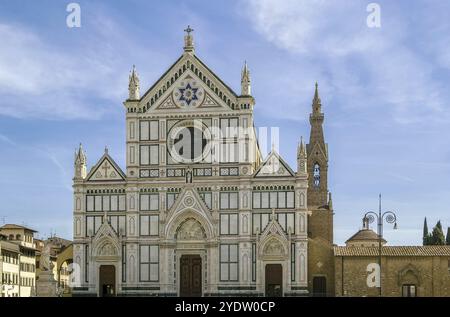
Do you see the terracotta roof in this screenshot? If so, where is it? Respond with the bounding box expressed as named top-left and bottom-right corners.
top-left (0, 224), bottom-right (37, 233)
top-left (334, 246), bottom-right (450, 257)
top-left (345, 228), bottom-right (386, 244)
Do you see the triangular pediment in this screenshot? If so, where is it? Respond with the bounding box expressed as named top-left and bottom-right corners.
top-left (92, 219), bottom-right (120, 257)
top-left (86, 152), bottom-right (126, 182)
top-left (93, 218), bottom-right (118, 241)
top-left (254, 151), bottom-right (295, 177)
top-left (164, 185), bottom-right (215, 239)
top-left (166, 186), bottom-right (212, 222)
top-left (140, 53), bottom-right (239, 113)
top-left (260, 212), bottom-right (289, 241)
top-left (258, 212), bottom-right (289, 259)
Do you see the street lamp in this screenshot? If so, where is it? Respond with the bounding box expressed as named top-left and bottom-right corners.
top-left (363, 194), bottom-right (398, 297)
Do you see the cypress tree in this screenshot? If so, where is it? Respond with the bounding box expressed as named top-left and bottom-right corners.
top-left (431, 220), bottom-right (446, 245)
top-left (446, 227), bottom-right (450, 246)
top-left (423, 217), bottom-right (429, 245)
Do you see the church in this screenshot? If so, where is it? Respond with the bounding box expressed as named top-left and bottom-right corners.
top-left (72, 27), bottom-right (334, 297)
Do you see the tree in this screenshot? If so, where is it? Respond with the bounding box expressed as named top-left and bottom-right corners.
top-left (430, 220), bottom-right (446, 245)
top-left (423, 217), bottom-right (429, 245)
top-left (446, 227), bottom-right (450, 246)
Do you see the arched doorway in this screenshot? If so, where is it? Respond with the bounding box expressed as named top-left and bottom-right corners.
top-left (99, 265), bottom-right (116, 297)
top-left (175, 218), bottom-right (206, 297)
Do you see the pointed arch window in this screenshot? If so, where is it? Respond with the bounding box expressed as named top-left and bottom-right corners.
top-left (313, 163), bottom-right (320, 187)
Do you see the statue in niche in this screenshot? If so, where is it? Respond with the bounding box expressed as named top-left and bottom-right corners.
top-left (186, 169), bottom-right (192, 183)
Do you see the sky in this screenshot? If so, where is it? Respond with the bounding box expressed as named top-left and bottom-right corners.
top-left (0, 0), bottom-right (449, 244)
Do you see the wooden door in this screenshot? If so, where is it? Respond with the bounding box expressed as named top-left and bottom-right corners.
top-left (180, 255), bottom-right (202, 297)
top-left (265, 264), bottom-right (283, 297)
top-left (313, 276), bottom-right (327, 297)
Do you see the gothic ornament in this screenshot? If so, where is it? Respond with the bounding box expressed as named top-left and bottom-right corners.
top-left (173, 77), bottom-right (204, 108)
top-left (176, 218), bottom-right (206, 240)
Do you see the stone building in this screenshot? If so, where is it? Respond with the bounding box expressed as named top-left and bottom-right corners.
top-left (72, 28), bottom-right (333, 297)
top-left (0, 224), bottom-right (37, 297)
top-left (1, 235), bottom-right (20, 297)
top-left (334, 223), bottom-right (450, 297)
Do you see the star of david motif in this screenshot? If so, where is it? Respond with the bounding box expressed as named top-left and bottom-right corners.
top-left (178, 83), bottom-right (199, 106)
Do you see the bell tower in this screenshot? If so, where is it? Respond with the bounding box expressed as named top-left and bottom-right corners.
top-left (307, 83), bottom-right (329, 208)
top-left (306, 83), bottom-right (334, 297)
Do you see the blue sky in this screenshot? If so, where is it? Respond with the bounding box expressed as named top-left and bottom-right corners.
top-left (0, 0), bottom-right (449, 244)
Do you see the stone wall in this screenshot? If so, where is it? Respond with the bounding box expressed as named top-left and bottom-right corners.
top-left (334, 255), bottom-right (450, 297)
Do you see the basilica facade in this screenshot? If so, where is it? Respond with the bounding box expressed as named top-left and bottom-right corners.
top-left (72, 28), bottom-right (333, 297)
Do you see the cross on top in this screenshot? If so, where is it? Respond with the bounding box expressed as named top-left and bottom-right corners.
top-left (102, 161), bottom-right (111, 178)
top-left (184, 25), bottom-right (194, 35)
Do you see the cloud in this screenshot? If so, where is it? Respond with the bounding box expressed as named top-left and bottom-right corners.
top-left (0, 14), bottom-right (160, 120)
top-left (243, 0), bottom-right (450, 125)
top-left (0, 133), bottom-right (16, 146)
top-left (0, 133), bottom-right (72, 191)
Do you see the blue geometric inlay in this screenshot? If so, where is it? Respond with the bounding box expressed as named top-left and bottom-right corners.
top-left (178, 83), bottom-right (199, 106)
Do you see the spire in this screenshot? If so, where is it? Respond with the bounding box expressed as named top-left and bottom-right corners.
top-left (183, 25), bottom-right (195, 54)
top-left (75, 143), bottom-right (86, 165)
top-left (74, 143), bottom-right (87, 179)
top-left (298, 136), bottom-right (307, 159)
top-left (128, 65), bottom-right (140, 100)
top-left (297, 136), bottom-right (307, 175)
top-left (241, 61), bottom-right (251, 96)
top-left (312, 82), bottom-right (322, 114)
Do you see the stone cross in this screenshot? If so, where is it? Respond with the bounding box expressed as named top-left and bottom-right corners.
top-left (102, 161), bottom-right (111, 177)
top-left (184, 25), bottom-right (194, 35)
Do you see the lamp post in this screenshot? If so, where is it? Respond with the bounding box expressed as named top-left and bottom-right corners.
top-left (363, 194), bottom-right (397, 297)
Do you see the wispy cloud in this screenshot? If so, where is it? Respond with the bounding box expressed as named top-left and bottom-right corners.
top-left (0, 13), bottom-right (163, 120)
top-left (0, 133), bottom-right (72, 191)
top-left (0, 133), bottom-right (16, 146)
top-left (243, 0), bottom-right (450, 125)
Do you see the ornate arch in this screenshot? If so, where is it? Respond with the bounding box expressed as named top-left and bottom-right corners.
top-left (398, 264), bottom-right (421, 286)
top-left (175, 218), bottom-right (206, 240)
top-left (259, 236), bottom-right (288, 260)
top-left (93, 236), bottom-right (120, 258)
top-left (165, 209), bottom-right (214, 240)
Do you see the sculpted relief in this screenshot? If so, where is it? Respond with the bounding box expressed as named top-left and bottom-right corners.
top-left (98, 242), bottom-right (117, 256)
top-left (176, 218), bottom-right (206, 240)
top-left (263, 238), bottom-right (284, 256)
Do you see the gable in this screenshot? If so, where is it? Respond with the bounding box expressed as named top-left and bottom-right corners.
top-left (260, 212), bottom-right (289, 241)
top-left (140, 54), bottom-right (239, 113)
top-left (255, 151), bottom-right (295, 177)
top-left (86, 154), bottom-right (126, 182)
top-left (164, 186), bottom-right (215, 239)
top-left (148, 71), bottom-right (233, 112)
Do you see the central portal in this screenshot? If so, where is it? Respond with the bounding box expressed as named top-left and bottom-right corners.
top-left (180, 255), bottom-right (202, 297)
